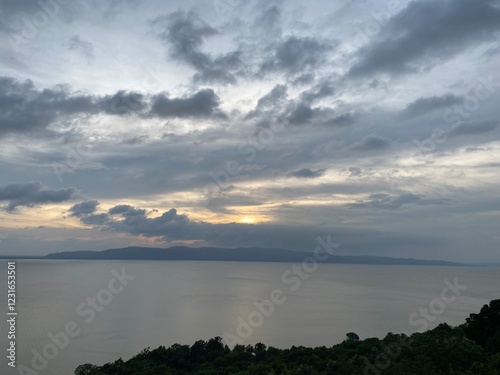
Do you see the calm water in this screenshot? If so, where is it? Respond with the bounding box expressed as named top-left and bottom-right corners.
top-left (0, 260), bottom-right (498, 374)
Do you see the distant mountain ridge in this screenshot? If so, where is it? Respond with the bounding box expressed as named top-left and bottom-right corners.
top-left (43, 246), bottom-right (464, 266)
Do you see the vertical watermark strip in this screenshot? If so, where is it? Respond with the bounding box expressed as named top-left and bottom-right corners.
top-left (7, 261), bottom-right (17, 368)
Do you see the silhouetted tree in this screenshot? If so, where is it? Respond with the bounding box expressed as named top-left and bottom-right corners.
top-left (463, 299), bottom-right (500, 353)
top-left (346, 332), bottom-right (360, 341)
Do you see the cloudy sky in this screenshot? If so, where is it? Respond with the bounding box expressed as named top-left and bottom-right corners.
top-left (0, 0), bottom-right (499, 262)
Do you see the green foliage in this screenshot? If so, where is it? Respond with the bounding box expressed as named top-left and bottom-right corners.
top-left (74, 364), bottom-right (99, 375)
top-left (346, 332), bottom-right (360, 341)
top-left (463, 299), bottom-right (500, 353)
top-left (76, 299), bottom-right (500, 375)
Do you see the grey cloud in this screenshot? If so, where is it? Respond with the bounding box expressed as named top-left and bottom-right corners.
top-left (324, 112), bottom-right (358, 127)
top-left (0, 0), bottom-right (41, 16)
top-left (288, 168), bottom-right (326, 179)
top-left (153, 10), bottom-right (217, 56)
top-left (349, 134), bottom-right (392, 152)
top-left (292, 73), bottom-right (315, 86)
top-left (483, 46), bottom-right (500, 58)
top-left (69, 200), bottom-right (99, 217)
top-left (70, 202), bottom-right (283, 243)
top-left (256, 84), bottom-right (288, 110)
top-left (465, 146), bottom-right (492, 153)
top-left (122, 135), bottom-right (148, 146)
top-left (401, 94), bottom-right (464, 119)
top-left (153, 10), bottom-right (241, 84)
top-left (0, 77), bottom-right (224, 136)
top-left (108, 204), bottom-right (146, 216)
top-left (81, 213), bottom-right (110, 226)
top-left (149, 89), bottom-right (225, 118)
top-left (0, 0), bottom-right (65, 32)
top-left (343, 167), bottom-right (376, 179)
top-left (70, 203), bottom-right (244, 243)
top-left (368, 79), bottom-right (389, 90)
top-left (287, 103), bottom-right (314, 124)
top-left (253, 5), bottom-right (281, 36)
top-left (203, 198), bottom-right (233, 214)
top-left (261, 36), bottom-right (334, 75)
top-left (300, 81), bottom-right (335, 104)
top-left (348, 0), bottom-right (500, 78)
top-left (348, 167), bottom-right (363, 177)
top-left (67, 202), bottom-right (446, 256)
top-left (245, 84), bottom-right (289, 120)
top-left (0, 182), bottom-right (77, 211)
top-left (67, 35), bottom-right (95, 62)
top-left (74, 202), bottom-right (148, 225)
top-left (96, 0), bottom-right (139, 18)
top-left (86, 206), bottom-right (190, 238)
top-left (0, 77), bottom-right (95, 136)
top-left (99, 91), bottom-right (147, 116)
top-left (283, 100), bottom-right (356, 127)
top-left (193, 52), bottom-right (241, 84)
top-left (204, 194), bottom-right (262, 215)
top-left (347, 193), bottom-right (450, 210)
top-left (449, 119), bottom-right (498, 137)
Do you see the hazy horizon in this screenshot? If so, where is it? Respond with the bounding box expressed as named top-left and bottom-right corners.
top-left (1, 243), bottom-right (474, 265)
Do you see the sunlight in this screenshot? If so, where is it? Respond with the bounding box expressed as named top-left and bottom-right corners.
top-left (240, 217), bottom-right (256, 224)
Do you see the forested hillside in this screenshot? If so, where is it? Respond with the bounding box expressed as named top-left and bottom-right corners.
top-left (76, 300), bottom-right (500, 375)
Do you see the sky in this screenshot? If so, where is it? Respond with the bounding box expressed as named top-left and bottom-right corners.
top-left (0, 0), bottom-right (499, 262)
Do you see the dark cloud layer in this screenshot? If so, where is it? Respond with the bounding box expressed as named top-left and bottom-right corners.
top-left (245, 84), bottom-right (289, 121)
top-left (99, 90), bottom-right (147, 116)
top-left (253, 5), bottom-right (281, 36)
top-left (76, 203), bottom-right (190, 239)
top-left (0, 77), bottom-right (225, 136)
top-left (109, 204), bottom-right (146, 216)
top-left (153, 10), bottom-right (242, 84)
top-left (347, 193), bottom-right (451, 210)
top-left (69, 201), bottom-right (442, 255)
top-left (0, 77), bottom-right (95, 136)
top-left (0, 182), bottom-right (77, 211)
top-left (150, 89), bottom-right (224, 118)
top-left (349, 135), bottom-right (392, 152)
top-left (247, 82), bottom-right (353, 128)
top-left (401, 94), bottom-right (464, 119)
top-left (324, 113), bottom-right (358, 127)
top-left (0, 0), bottom-right (62, 32)
top-left (288, 103), bottom-right (315, 125)
top-left (0, 0), bottom-right (499, 262)
top-left (261, 36), bottom-right (334, 76)
top-left (300, 81), bottom-right (335, 104)
top-left (256, 84), bottom-right (288, 110)
top-left (349, 0), bottom-right (500, 78)
top-left (288, 168), bottom-right (327, 179)
top-left (449, 120), bottom-right (499, 138)
top-left (69, 200), bottom-right (99, 217)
